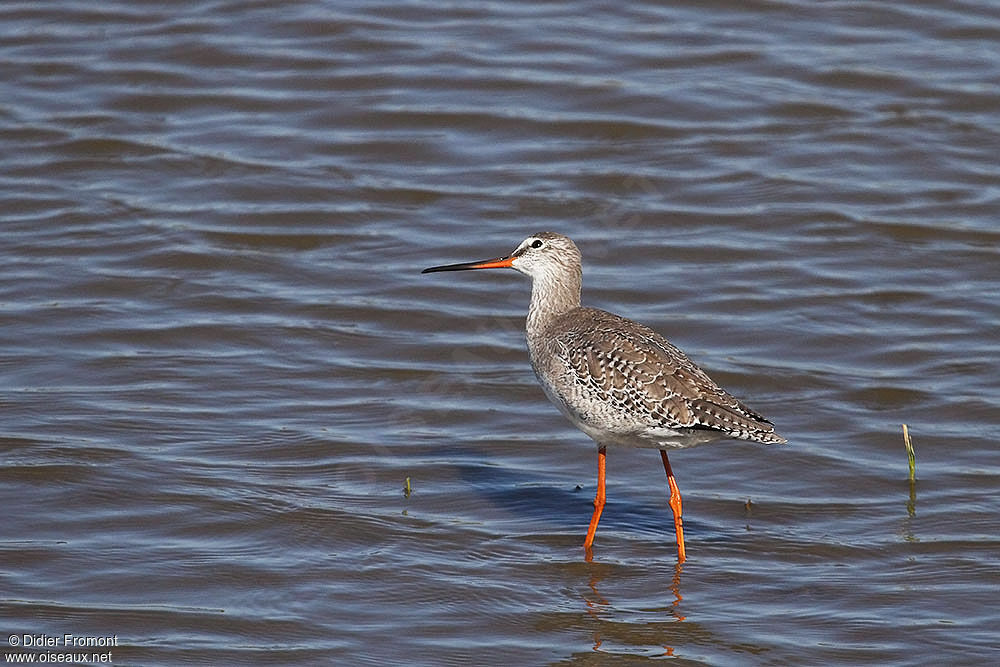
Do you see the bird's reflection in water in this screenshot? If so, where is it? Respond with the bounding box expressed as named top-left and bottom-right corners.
top-left (582, 558), bottom-right (686, 655)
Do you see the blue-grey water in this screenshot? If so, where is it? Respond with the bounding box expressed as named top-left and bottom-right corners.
top-left (2, 1), bottom-right (999, 665)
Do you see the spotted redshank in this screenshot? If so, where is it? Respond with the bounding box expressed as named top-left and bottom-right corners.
top-left (422, 232), bottom-right (786, 562)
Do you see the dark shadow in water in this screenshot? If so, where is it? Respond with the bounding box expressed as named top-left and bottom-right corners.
top-left (483, 479), bottom-right (711, 540)
top-left (450, 456), bottom-right (707, 528)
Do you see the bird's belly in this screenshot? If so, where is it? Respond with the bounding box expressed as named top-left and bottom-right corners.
top-left (534, 367), bottom-right (722, 450)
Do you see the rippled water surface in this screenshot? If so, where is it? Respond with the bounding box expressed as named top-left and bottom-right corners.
top-left (2, 1), bottom-right (999, 664)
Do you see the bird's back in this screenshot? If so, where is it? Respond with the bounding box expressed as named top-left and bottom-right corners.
top-left (528, 307), bottom-right (787, 448)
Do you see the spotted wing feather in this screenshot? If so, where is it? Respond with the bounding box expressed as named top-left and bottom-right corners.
top-left (539, 308), bottom-right (786, 445)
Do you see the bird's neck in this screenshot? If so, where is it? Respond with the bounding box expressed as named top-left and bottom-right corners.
top-left (526, 268), bottom-right (582, 340)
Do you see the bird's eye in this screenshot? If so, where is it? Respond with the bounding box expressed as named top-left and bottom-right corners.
top-left (531, 239), bottom-right (543, 248)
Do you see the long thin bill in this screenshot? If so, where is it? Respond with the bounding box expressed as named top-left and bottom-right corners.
top-left (421, 256), bottom-right (513, 273)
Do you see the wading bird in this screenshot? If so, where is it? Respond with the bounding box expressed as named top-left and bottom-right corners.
top-left (423, 232), bottom-right (785, 562)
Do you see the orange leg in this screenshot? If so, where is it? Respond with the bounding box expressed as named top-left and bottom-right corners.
top-left (660, 450), bottom-right (686, 564)
top-left (583, 446), bottom-right (607, 550)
